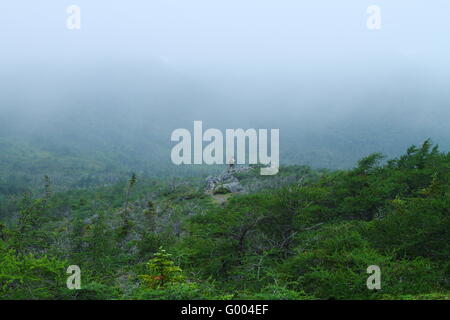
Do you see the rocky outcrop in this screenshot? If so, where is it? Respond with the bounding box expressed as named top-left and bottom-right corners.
top-left (205, 167), bottom-right (250, 194)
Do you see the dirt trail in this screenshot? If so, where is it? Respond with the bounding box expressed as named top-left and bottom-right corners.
top-left (206, 191), bottom-right (232, 205)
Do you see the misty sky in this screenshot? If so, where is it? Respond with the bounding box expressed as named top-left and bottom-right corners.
top-left (1, 1), bottom-right (449, 68)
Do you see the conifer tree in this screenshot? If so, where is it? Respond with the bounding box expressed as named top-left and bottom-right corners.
top-left (140, 247), bottom-right (184, 288)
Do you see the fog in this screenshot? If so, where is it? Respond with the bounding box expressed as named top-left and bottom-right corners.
top-left (0, 0), bottom-right (449, 176)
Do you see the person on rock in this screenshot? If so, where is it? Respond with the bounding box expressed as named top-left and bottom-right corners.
top-left (228, 157), bottom-right (235, 172)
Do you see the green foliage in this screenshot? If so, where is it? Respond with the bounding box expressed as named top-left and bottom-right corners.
top-left (177, 140), bottom-right (449, 299)
top-left (63, 282), bottom-right (121, 300)
top-left (213, 185), bottom-right (232, 194)
top-left (133, 282), bottom-right (223, 300)
top-left (239, 285), bottom-right (315, 300)
top-left (278, 222), bottom-right (443, 299)
top-left (140, 247), bottom-right (184, 288)
top-left (0, 140), bottom-right (448, 300)
top-left (0, 240), bottom-right (67, 299)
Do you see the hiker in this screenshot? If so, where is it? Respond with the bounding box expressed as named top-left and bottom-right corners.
top-left (228, 157), bottom-right (235, 172)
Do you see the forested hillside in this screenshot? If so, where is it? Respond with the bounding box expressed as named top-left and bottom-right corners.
top-left (2, 61), bottom-right (450, 191)
top-left (0, 139), bottom-right (448, 299)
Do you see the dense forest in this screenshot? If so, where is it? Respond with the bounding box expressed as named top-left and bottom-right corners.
top-left (0, 139), bottom-right (448, 300)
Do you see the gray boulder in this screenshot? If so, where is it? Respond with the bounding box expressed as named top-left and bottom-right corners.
top-left (206, 168), bottom-right (248, 194)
